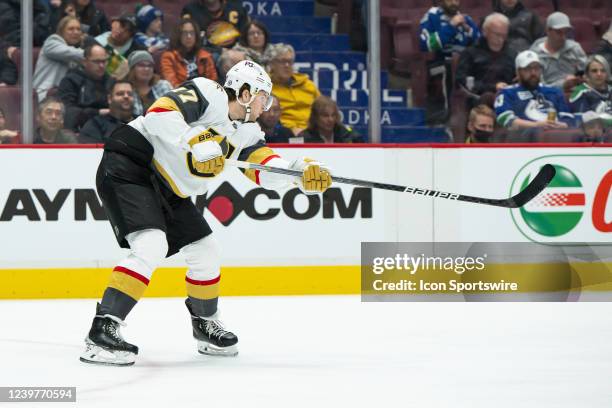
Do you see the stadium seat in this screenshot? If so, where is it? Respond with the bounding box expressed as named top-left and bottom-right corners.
top-left (572, 17), bottom-right (600, 53)
top-left (522, 0), bottom-right (555, 19)
top-left (0, 86), bottom-right (38, 133)
top-left (389, 19), bottom-right (428, 107)
top-left (10, 48), bottom-right (41, 84)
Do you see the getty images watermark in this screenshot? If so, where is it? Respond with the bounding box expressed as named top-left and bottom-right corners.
top-left (361, 242), bottom-right (612, 302)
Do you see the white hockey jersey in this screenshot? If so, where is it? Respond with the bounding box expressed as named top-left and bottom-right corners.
top-left (128, 77), bottom-right (291, 197)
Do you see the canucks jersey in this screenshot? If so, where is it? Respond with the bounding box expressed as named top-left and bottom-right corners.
top-left (494, 84), bottom-right (575, 128)
top-left (128, 77), bottom-right (290, 198)
top-left (419, 7), bottom-right (480, 58)
top-left (569, 83), bottom-right (612, 125)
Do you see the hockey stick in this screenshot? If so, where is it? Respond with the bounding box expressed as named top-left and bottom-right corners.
top-left (226, 159), bottom-right (556, 209)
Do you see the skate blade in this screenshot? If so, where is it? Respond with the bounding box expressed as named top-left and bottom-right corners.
top-left (80, 341), bottom-right (136, 366)
top-left (197, 341), bottom-right (238, 357)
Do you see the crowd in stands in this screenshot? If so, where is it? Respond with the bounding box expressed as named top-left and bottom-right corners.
top-left (0, 0), bottom-right (608, 145)
top-left (419, 0), bottom-right (611, 142)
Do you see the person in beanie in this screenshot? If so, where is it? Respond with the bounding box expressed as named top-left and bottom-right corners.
top-left (134, 4), bottom-right (169, 54)
top-left (127, 50), bottom-right (172, 116)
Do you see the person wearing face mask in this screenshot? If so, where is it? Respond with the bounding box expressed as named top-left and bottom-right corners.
top-left (569, 55), bottom-right (612, 128)
top-left (80, 60), bottom-right (333, 367)
top-left (465, 105), bottom-right (496, 143)
top-left (494, 50), bottom-right (575, 131)
top-left (299, 96), bottom-right (362, 144)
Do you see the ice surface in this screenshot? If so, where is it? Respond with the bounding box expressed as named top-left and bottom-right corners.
top-left (0, 296), bottom-right (611, 407)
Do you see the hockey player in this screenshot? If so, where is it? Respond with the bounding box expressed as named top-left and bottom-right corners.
top-left (80, 60), bottom-right (332, 366)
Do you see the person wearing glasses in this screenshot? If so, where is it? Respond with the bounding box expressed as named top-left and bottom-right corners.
top-left (264, 43), bottom-right (320, 136)
top-left (80, 60), bottom-right (333, 366)
top-left (126, 50), bottom-right (172, 116)
top-left (160, 18), bottom-right (218, 88)
top-left (57, 43), bottom-right (114, 131)
top-left (232, 20), bottom-right (273, 66)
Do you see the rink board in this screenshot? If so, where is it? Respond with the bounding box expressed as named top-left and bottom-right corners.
top-left (0, 144), bottom-right (610, 298)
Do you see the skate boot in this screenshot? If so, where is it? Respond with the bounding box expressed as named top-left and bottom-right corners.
top-left (79, 303), bottom-right (138, 366)
top-left (185, 299), bottom-right (238, 356)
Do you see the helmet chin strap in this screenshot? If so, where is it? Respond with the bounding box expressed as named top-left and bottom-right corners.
top-left (237, 94), bottom-right (257, 122)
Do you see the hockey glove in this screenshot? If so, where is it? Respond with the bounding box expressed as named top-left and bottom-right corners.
top-left (191, 140), bottom-right (225, 176)
top-left (290, 157), bottom-right (332, 194)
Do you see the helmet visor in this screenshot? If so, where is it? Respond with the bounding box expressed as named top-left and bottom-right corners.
top-left (263, 93), bottom-right (273, 111)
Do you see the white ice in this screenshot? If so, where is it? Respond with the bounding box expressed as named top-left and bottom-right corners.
top-left (1, 296), bottom-right (611, 407)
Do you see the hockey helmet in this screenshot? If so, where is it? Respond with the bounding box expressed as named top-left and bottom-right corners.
top-left (224, 60), bottom-right (273, 111)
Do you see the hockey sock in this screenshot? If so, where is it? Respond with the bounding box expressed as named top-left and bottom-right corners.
top-left (186, 275), bottom-right (220, 317)
top-left (99, 266), bottom-right (150, 320)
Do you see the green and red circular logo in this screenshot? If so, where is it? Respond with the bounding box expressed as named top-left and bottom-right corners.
top-left (518, 164), bottom-right (585, 237)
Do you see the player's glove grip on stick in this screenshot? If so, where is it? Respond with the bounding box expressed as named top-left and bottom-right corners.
top-left (290, 157), bottom-right (332, 193)
top-left (191, 140), bottom-right (225, 176)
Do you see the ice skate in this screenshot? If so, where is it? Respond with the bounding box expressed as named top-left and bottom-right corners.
top-left (185, 299), bottom-right (238, 357)
top-left (79, 303), bottom-right (138, 366)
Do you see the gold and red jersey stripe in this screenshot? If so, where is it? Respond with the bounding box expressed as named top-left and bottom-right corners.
top-left (107, 266), bottom-right (150, 301)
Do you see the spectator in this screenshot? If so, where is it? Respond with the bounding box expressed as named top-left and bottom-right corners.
top-left (79, 80), bottom-right (134, 143)
top-left (127, 50), bottom-right (172, 117)
top-left (0, 107), bottom-right (19, 144)
top-left (578, 111), bottom-right (608, 143)
top-left (94, 13), bottom-right (145, 80)
top-left (265, 43), bottom-right (320, 135)
top-left (48, 0), bottom-right (77, 33)
top-left (257, 95), bottom-right (295, 143)
top-left (160, 18), bottom-right (218, 88)
top-left (530, 12), bottom-right (587, 89)
top-left (456, 13), bottom-right (515, 107)
top-left (594, 22), bottom-right (612, 70)
top-left (232, 20), bottom-right (273, 66)
top-left (419, 0), bottom-right (480, 124)
top-left (134, 4), bottom-right (169, 54)
top-left (58, 43), bottom-right (113, 131)
top-left (0, 41), bottom-right (17, 86)
top-left (182, 0), bottom-right (248, 45)
top-left (0, 0), bottom-right (50, 47)
top-left (216, 48), bottom-right (246, 83)
top-left (495, 50), bottom-right (574, 131)
top-left (419, 0), bottom-right (480, 59)
top-left (299, 96), bottom-right (361, 143)
top-left (73, 0), bottom-right (109, 37)
top-left (33, 96), bottom-right (78, 144)
top-left (569, 55), bottom-right (612, 127)
top-left (493, 0), bottom-right (544, 55)
top-left (465, 104), bottom-right (496, 143)
top-left (33, 15), bottom-right (85, 101)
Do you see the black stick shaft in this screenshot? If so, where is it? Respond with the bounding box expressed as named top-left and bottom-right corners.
top-left (234, 161), bottom-right (555, 209)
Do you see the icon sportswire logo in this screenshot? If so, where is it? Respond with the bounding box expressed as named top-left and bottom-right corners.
top-left (510, 154), bottom-right (612, 243)
top-left (519, 164), bottom-right (585, 237)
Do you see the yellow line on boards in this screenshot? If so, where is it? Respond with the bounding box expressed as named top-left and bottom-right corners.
top-left (0, 266), bottom-right (361, 299)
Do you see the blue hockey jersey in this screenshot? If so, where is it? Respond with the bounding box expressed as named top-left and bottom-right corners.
top-left (494, 84), bottom-right (575, 128)
top-left (419, 7), bottom-right (480, 59)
